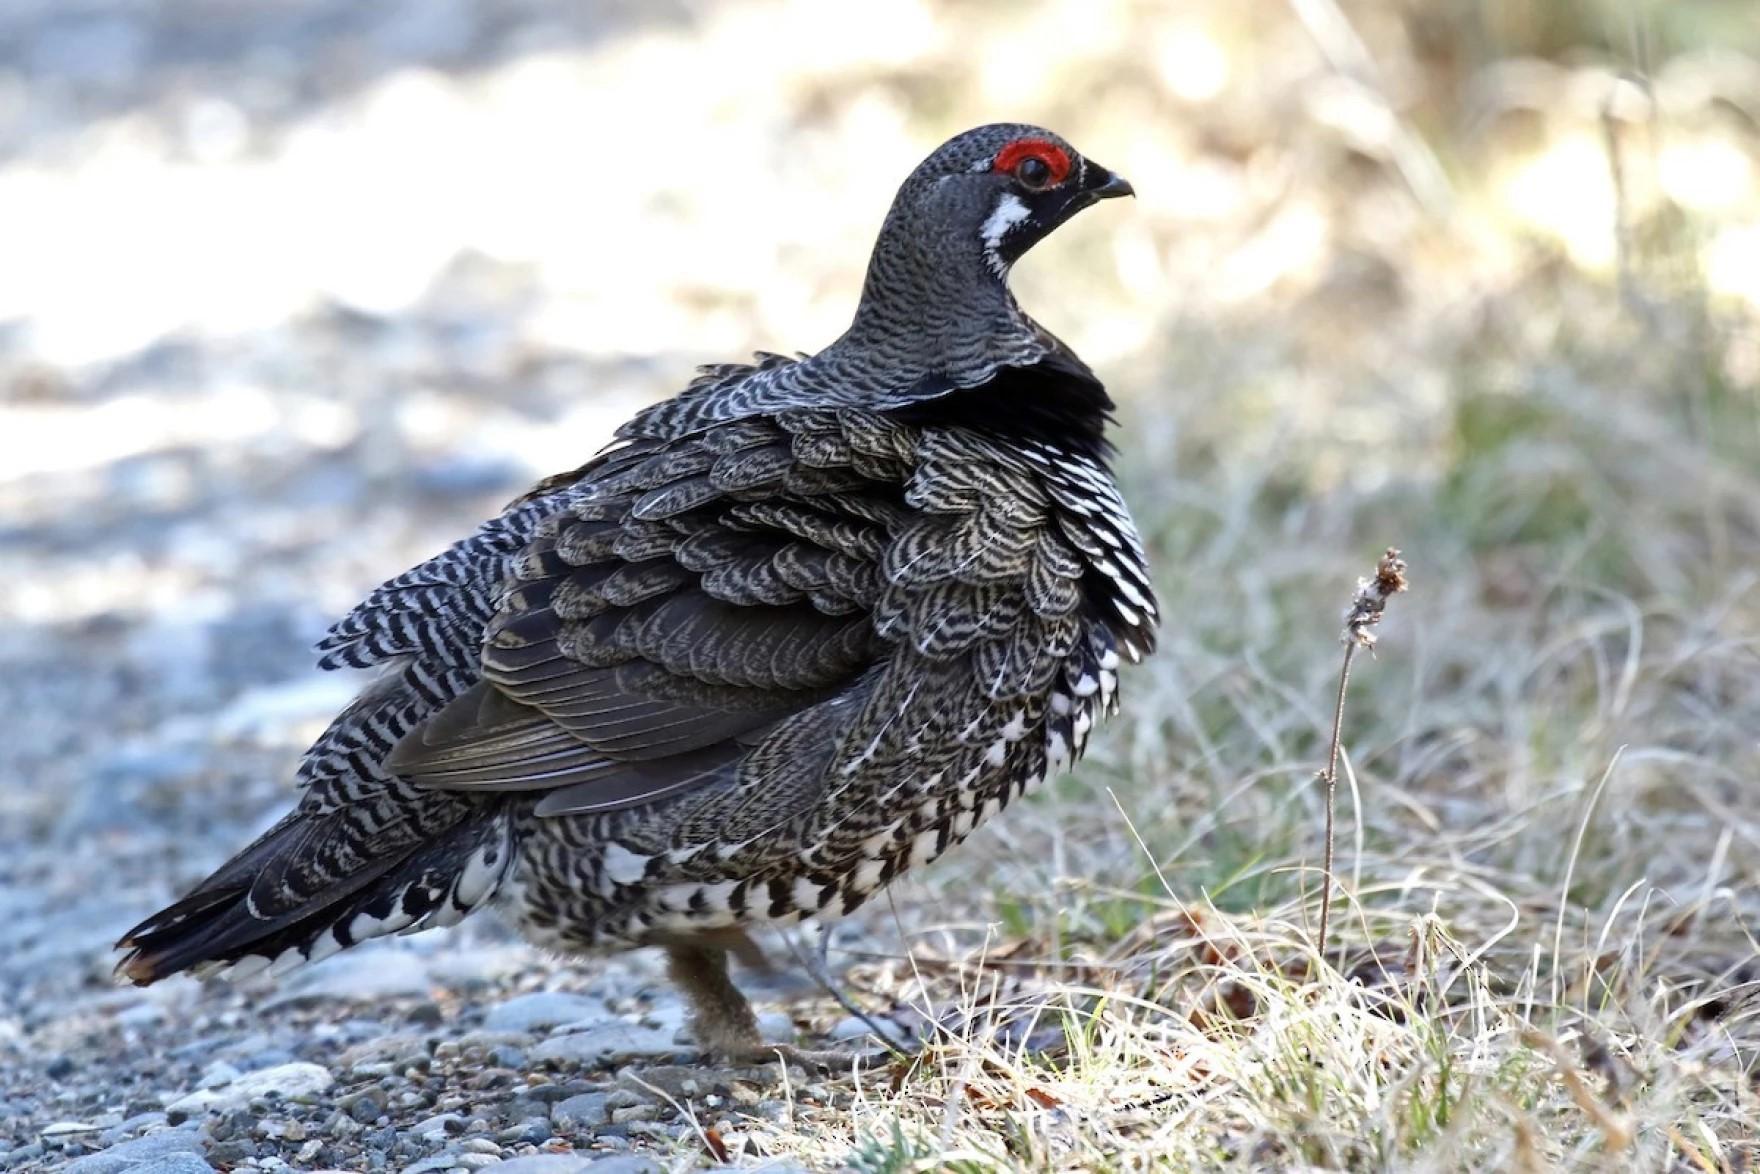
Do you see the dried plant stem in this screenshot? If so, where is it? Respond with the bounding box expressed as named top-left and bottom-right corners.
top-left (1315, 640), bottom-right (1359, 958)
top-left (1316, 548), bottom-right (1409, 961)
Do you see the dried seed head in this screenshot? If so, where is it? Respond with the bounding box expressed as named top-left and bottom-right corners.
top-left (1341, 547), bottom-right (1410, 649)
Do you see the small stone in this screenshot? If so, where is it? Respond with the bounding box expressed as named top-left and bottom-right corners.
top-left (610, 1104), bottom-right (659, 1124)
top-left (166, 1061), bottom-right (334, 1118)
top-left (483, 992), bottom-right (607, 1033)
top-left (45, 1055), bottom-right (76, 1080)
top-left (582, 1157), bottom-right (661, 1174)
top-left (467, 1067), bottom-right (516, 1090)
top-left (501, 1096), bottom-right (548, 1122)
top-left (197, 1061), bottom-right (240, 1090)
top-left (410, 1112), bottom-right (466, 1140)
top-left (498, 1157), bottom-right (657, 1174)
top-left (40, 1122), bottom-right (100, 1138)
top-left (98, 1112), bottom-right (168, 1145)
top-left (530, 1023), bottom-right (675, 1067)
top-left (549, 1093), bottom-right (609, 1129)
top-left (342, 1091), bottom-right (384, 1124)
top-left (616, 1065), bottom-right (725, 1101)
top-left (520, 1082), bottom-right (576, 1105)
top-left (127, 1157), bottom-right (214, 1174)
top-left (205, 1141), bottom-right (253, 1165)
top-left (408, 1000), bottom-right (446, 1027)
top-left (263, 950), bottom-right (430, 1008)
top-left (63, 1128), bottom-right (204, 1174)
top-left (496, 1118), bottom-right (551, 1145)
top-left (459, 1138), bottom-right (501, 1155)
top-left (828, 1014), bottom-right (914, 1045)
top-left (337, 1034), bottom-right (430, 1069)
top-left (455, 1155), bottom-right (503, 1171)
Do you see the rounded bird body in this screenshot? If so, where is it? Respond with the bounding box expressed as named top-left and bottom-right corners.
top-left (117, 123), bottom-right (1159, 1059)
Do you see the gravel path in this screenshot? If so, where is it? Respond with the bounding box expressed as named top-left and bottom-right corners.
top-left (0, 5), bottom-right (959, 1169)
top-left (0, 302), bottom-right (891, 1169)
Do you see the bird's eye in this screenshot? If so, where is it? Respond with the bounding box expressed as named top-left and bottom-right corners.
top-left (1014, 155), bottom-right (1053, 189)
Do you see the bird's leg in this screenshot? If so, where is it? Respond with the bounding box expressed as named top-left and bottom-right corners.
top-left (664, 939), bottom-right (900, 1073)
top-left (665, 943), bottom-right (762, 1058)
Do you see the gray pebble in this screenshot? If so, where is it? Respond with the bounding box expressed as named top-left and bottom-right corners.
top-left (609, 1104), bottom-right (660, 1124)
top-left (828, 1014), bottom-right (914, 1045)
top-left (530, 1023), bottom-right (675, 1066)
top-left (616, 1064), bottom-right (728, 1100)
top-left (411, 1111), bottom-right (467, 1139)
top-left (497, 1117), bottom-right (552, 1145)
top-left (549, 1092), bottom-right (609, 1129)
top-left (196, 1061), bottom-right (239, 1090)
top-left (408, 1000), bottom-right (447, 1027)
top-left (127, 1157), bottom-right (215, 1174)
top-left (166, 1061), bottom-right (334, 1118)
top-left (263, 950), bottom-right (431, 1008)
top-left (497, 1157), bottom-right (658, 1174)
top-left (517, 1082), bottom-right (578, 1105)
top-left (601, 1089), bottom-right (644, 1111)
top-left (343, 1090), bottom-right (384, 1123)
top-left (583, 1157), bottom-right (662, 1173)
top-left (63, 1128), bottom-right (204, 1174)
top-left (98, 1112), bottom-right (168, 1145)
top-left (238, 1047), bottom-right (298, 1070)
top-left (204, 1141), bottom-right (253, 1165)
top-left (483, 992), bottom-right (607, 1033)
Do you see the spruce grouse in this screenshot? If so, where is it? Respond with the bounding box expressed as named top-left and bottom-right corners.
top-left (117, 123), bottom-right (1159, 1060)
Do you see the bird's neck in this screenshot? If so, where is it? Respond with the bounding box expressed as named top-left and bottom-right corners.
top-left (841, 217), bottom-right (1040, 375)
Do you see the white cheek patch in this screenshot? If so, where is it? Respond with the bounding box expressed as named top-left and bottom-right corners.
top-left (981, 193), bottom-right (1032, 272)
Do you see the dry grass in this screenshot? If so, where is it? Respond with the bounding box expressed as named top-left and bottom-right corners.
top-left (707, 7), bottom-right (1760, 1166)
top-left (713, 261), bottom-right (1760, 1168)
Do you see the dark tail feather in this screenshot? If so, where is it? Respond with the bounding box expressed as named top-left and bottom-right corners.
top-left (117, 803), bottom-right (513, 985)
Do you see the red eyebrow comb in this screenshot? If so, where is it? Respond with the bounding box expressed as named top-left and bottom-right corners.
top-left (992, 138), bottom-right (1071, 184)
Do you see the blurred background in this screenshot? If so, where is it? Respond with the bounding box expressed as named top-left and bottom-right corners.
top-left (2, 0), bottom-right (1760, 1161)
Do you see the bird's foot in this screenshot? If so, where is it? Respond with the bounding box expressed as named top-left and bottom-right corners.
top-left (732, 1041), bottom-right (903, 1073)
top-left (786, 922), bottom-right (917, 1063)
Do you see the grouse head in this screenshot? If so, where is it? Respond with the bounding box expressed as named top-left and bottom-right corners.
top-left (846, 124), bottom-right (1131, 356)
top-left (875, 123), bottom-right (1131, 277)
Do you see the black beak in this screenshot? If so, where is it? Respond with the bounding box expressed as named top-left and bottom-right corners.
top-left (1086, 166), bottom-right (1134, 200)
